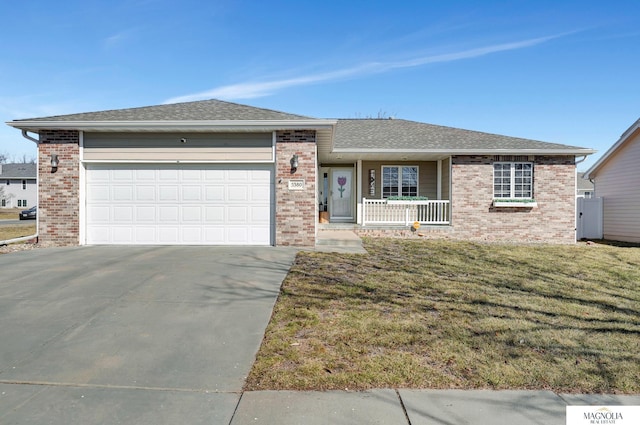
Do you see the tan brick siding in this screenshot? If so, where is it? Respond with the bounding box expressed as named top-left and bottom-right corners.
top-left (38, 132), bottom-right (80, 246)
top-left (450, 155), bottom-right (576, 243)
top-left (275, 131), bottom-right (317, 246)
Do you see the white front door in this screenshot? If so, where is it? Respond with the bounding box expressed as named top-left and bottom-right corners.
top-left (330, 168), bottom-right (354, 221)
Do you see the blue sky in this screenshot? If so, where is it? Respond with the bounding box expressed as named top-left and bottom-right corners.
top-left (1, 0), bottom-right (638, 171)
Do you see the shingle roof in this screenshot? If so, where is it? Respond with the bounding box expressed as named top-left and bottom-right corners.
top-left (333, 119), bottom-right (586, 151)
top-left (0, 163), bottom-right (36, 178)
top-left (8, 99), bottom-right (593, 153)
top-left (15, 99), bottom-right (312, 122)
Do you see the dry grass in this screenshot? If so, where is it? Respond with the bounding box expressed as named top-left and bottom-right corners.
top-left (0, 224), bottom-right (37, 241)
top-left (0, 208), bottom-right (22, 220)
top-left (246, 238), bottom-right (640, 393)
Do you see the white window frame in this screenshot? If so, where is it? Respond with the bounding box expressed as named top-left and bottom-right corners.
top-left (493, 162), bottom-right (534, 199)
top-left (22, 179), bottom-right (27, 190)
top-left (381, 165), bottom-right (419, 198)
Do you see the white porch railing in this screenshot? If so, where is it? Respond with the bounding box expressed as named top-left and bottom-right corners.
top-left (362, 199), bottom-right (450, 226)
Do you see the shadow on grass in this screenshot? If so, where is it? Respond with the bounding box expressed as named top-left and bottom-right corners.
top-left (260, 239), bottom-right (640, 392)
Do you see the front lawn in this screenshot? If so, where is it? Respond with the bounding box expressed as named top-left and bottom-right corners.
top-left (246, 238), bottom-right (640, 393)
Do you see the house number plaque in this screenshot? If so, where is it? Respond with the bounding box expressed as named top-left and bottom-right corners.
top-left (288, 180), bottom-right (305, 191)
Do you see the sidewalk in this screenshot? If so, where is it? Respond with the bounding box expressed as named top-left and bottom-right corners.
top-left (230, 389), bottom-right (640, 424)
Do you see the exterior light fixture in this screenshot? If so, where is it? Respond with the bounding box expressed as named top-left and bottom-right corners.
top-left (50, 154), bottom-right (59, 172)
top-left (290, 154), bottom-right (299, 173)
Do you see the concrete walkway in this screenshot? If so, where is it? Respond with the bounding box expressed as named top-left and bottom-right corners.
top-left (315, 229), bottom-right (367, 253)
top-left (230, 389), bottom-right (639, 424)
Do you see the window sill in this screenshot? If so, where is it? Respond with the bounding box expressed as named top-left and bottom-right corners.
top-left (493, 200), bottom-right (537, 208)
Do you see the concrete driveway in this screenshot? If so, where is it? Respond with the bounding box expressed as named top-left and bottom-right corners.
top-left (0, 246), bottom-right (297, 424)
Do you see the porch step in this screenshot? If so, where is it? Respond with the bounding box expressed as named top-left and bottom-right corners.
top-left (315, 230), bottom-right (367, 254)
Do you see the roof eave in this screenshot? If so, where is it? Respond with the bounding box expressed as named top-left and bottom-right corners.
top-left (332, 148), bottom-right (597, 155)
top-left (6, 119), bottom-right (338, 133)
top-left (584, 118), bottom-right (640, 179)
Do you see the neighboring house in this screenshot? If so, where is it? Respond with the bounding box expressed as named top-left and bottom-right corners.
top-left (576, 172), bottom-right (594, 198)
top-left (0, 163), bottom-right (37, 208)
top-left (584, 118), bottom-right (640, 242)
top-left (6, 99), bottom-right (594, 247)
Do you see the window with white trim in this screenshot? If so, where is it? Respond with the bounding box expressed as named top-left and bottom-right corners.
top-left (22, 180), bottom-right (27, 190)
top-left (382, 166), bottom-right (418, 198)
top-left (17, 200), bottom-right (22, 207)
top-left (493, 162), bottom-right (533, 198)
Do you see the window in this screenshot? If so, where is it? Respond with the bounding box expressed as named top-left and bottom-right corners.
top-left (22, 200), bottom-right (27, 207)
top-left (382, 166), bottom-right (418, 198)
top-left (1, 199), bottom-right (5, 207)
top-left (493, 162), bottom-right (533, 198)
top-left (22, 180), bottom-right (26, 190)
top-left (6, 180), bottom-right (9, 185)
top-left (17, 200), bottom-right (22, 207)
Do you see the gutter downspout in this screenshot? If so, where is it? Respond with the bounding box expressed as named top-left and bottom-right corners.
top-left (21, 130), bottom-right (39, 143)
top-left (575, 155), bottom-right (588, 165)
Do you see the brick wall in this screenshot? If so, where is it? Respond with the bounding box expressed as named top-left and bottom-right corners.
top-left (450, 155), bottom-right (576, 243)
top-left (275, 130), bottom-right (317, 246)
top-left (38, 131), bottom-right (80, 246)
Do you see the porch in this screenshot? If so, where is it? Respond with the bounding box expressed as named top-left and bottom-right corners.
top-left (319, 158), bottom-right (452, 227)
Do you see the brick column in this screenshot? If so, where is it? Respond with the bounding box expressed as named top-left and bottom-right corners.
top-left (275, 130), bottom-right (317, 246)
top-left (38, 130), bottom-right (80, 246)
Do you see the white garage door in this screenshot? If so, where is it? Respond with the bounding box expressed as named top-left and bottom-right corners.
top-left (85, 164), bottom-right (274, 245)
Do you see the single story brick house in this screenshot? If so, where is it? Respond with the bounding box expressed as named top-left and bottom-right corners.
top-left (7, 99), bottom-right (594, 246)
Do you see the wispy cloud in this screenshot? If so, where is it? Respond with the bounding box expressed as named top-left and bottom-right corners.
top-left (103, 29), bottom-right (136, 49)
top-left (165, 33), bottom-right (568, 103)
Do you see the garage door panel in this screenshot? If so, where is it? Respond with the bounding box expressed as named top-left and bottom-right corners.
top-left (136, 206), bottom-right (156, 221)
top-left (251, 185), bottom-right (271, 202)
top-left (182, 169), bottom-right (201, 180)
top-left (228, 169), bottom-right (249, 181)
top-left (135, 227), bottom-right (156, 243)
top-left (228, 185), bottom-right (249, 202)
top-left (113, 227), bottom-right (134, 243)
top-left (159, 227), bottom-right (179, 243)
top-left (182, 186), bottom-right (202, 201)
top-left (113, 186), bottom-right (134, 201)
top-left (112, 169), bottom-right (134, 180)
top-left (159, 186), bottom-right (179, 201)
top-left (88, 226), bottom-right (109, 243)
top-left (86, 164), bottom-right (273, 245)
top-left (205, 186), bottom-right (224, 201)
top-left (159, 206), bottom-right (179, 222)
top-left (205, 206), bottom-right (224, 222)
top-left (113, 206), bottom-right (133, 221)
top-left (227, 206), bottom-right (248, 222)
top-left (135, 169), bottom-right (156, 180)
top-left (88, 206), bottom-right (110, 222)
top-left (227, 227), bottom-right (249, 243)
top-left (136, 186), bottom-right (156, 201)
top-left (182, 206), bottom-right (202, 221)
top-left (159, 169), bottom-right (179, 180)
top-left (88, 185), bottom-right (110, 202)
